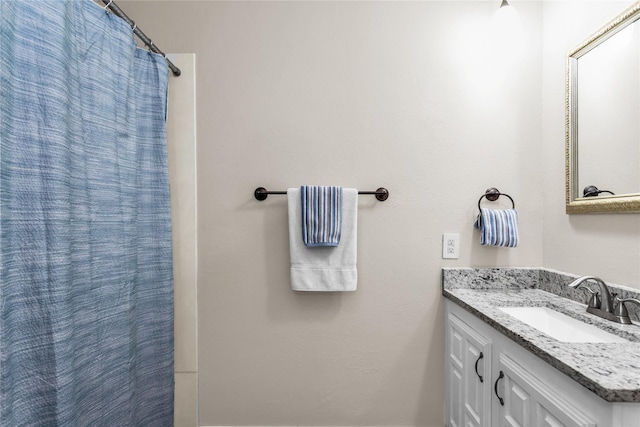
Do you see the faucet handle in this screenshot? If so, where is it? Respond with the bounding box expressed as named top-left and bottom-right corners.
top-left (587, 293), bottom-right (601, 309)
top-left (572, 282), bottom-right (601, 309)
top-left (613, 296), bottom-right (640, 319)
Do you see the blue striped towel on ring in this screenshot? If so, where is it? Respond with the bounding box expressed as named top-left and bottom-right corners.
top-left (474, 208), bottom-right (519, 247)
top-left (301, 186), bottom-right (343, 247)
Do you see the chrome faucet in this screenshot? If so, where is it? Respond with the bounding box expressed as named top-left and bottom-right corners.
top-left (568, 276), bottom-right (640, 324)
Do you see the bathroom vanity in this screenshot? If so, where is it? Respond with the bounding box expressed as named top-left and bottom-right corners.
top-left (443, 268), bottom-right (640, 427)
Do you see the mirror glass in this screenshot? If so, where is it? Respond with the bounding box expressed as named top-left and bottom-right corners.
top-left (566, 2), bottom-right (640, 213)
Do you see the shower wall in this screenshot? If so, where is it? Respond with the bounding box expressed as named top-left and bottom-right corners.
top-left (166, 54), bottom-right (198, 427)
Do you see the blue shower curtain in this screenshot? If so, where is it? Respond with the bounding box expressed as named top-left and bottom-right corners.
top-left (0, 1), bottom-right (174, 426)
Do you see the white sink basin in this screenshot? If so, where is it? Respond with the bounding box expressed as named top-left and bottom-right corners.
top-left (499, 306), bottom-right (628, 343)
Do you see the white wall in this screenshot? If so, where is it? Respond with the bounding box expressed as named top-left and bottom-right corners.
top-left (117, 0), bottom-right (640, 425)
top-left (121, 1), bottom-right (542, 425)
top-left (123, 1), bottom-right (544, 425)
top-left (541, 0), bottom-right (640, 288)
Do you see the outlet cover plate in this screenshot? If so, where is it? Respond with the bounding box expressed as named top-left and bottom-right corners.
top-left (443, 233), bottom-right (459, 259)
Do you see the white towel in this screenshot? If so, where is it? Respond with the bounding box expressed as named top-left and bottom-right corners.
top-left (287, 188), bottom-right (358, 291)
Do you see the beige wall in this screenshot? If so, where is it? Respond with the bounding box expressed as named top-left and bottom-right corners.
top-left (120, 0), bottom-right (640, 425)
top-left (541, 0), bottom-right (640, 288)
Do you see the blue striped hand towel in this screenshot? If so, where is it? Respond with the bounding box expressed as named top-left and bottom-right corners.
top-left (301, 186), bottom-right (343, 247)
top-left (474, 208), bottom-right (519, 247)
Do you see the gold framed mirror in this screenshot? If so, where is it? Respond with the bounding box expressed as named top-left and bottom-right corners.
top-left (566, 1), bottom-right (640, 214)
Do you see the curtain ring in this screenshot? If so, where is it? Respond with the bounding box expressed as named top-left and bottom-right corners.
top-left (103, 0), bottom-right (113, 12)
top-left (131, 23), bottom-right (137, 32)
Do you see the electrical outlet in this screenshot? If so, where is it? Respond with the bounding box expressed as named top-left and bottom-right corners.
top-left (442, 233), bottom-right (459, 259)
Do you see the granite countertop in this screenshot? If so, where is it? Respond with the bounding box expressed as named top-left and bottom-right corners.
top-left (443, 268), bottom-right (640, 403)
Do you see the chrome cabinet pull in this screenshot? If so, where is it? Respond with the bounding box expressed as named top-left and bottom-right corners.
top-left (474, 352), bottom-right (484, 383)
top-left (494, 371), bottom-right (505, 406)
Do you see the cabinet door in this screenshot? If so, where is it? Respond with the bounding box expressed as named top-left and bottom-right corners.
top-left (446, 312), bottom-right (492, 427)
top-left (495, 353), bottom-right (597, 427)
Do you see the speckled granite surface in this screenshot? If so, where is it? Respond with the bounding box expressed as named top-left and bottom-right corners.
top-left (442, 268), bottom-right (640, 402)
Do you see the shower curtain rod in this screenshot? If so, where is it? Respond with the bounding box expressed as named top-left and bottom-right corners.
top-left (100, 0), bottom-right (181, 76)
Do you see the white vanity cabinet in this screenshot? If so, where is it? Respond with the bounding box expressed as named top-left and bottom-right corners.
top-left (446, 310), bottom-right (492, 427)
top-left (445, 300), bottom-right (621, 427)
top-left (496, 353), bottom-right (597, 427)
